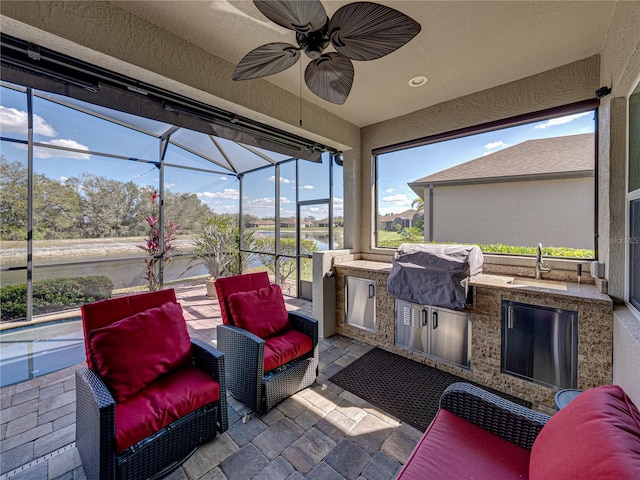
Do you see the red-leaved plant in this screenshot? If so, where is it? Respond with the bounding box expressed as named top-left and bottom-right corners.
top-left (138, 190), bottom-right (179, 291)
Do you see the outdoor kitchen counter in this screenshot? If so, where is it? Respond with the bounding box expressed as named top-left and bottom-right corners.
top-left (333, 260), bottom-right (614, 411)
top-left (470, 273), bottom-right (612, 305)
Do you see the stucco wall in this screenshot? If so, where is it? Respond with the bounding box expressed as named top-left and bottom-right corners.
top-left (425, 177), bottom-right (594, 249)
top-left (361, 56), bottom-right (601, 253)
top-left (598, 1), bottom-right (640, 406)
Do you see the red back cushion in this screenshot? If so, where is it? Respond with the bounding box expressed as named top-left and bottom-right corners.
top-left (89, 301), bottom-right (192, 402)
top-left (227, 284), bottom-right (290, 339)
top-left (215, 272), bottom-right (271, 325)
top-left (530, 384), bottom-right (640, 479)
top-left (81, 289), bottom-right (177, 370)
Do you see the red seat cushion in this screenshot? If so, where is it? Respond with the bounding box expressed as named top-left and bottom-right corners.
top-left (215, 272), bottom-right (271, 325)
top-left (530, 384), bottom-right (640, 479)
top-left (264, 329), bottom-right (313, 372)
top-left (89, 302), bottom-right (192, 402)
top-left (115, 365), bottom-right (220, 453)
top-left (397, 409), bottom-right (531, 480)
top-left (81, 289), bottom-right (177, 370)
top-left (228, 284), bottom-right (291, 339)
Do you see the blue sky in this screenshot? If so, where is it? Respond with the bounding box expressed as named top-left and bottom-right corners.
top-left (377, 111), bottom-right (596, 215)
top-left (0, 81), bottom-right (341, 219)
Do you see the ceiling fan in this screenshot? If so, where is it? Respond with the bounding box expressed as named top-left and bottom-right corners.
top-left (232, 1), bottom-right (421, 105)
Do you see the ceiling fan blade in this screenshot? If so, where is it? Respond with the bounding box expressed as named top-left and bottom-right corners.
top-left (253, 0), bottom-right (327, 33)
top-left (233, 43), bottom-right (300, 80)
top-left (304, 53), bottom-right (354, 105)
top-left (328, 1), bottom-right (421, 61)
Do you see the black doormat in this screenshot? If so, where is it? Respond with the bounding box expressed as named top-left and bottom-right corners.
top-left (329, 347), bottom-right (529, 432)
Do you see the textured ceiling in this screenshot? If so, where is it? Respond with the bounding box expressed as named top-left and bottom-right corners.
top-left (113, 1), bottom-right (616, 127)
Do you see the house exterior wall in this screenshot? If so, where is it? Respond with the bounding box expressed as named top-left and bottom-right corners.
top-left (424, 177), bottom-right (594, 249)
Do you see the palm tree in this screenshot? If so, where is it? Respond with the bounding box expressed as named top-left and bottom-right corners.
top-left (411, 197), bottom-right (424, 214)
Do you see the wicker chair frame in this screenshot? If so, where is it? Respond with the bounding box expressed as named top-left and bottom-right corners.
top-left (440, 382), bottom-right (551, 450)
top-left (76, 338), bottom-right (228, 480)
top-left (217, 311), bottom-right (318, 412)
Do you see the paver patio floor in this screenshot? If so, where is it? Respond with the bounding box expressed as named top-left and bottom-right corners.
top-left (0, 285), bottom-right (422, 479)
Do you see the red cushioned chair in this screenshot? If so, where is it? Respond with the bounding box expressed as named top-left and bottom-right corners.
top-left (75, 289), bottom-right (227, 480)
top-left (215, 272), bottom-right (318, 412)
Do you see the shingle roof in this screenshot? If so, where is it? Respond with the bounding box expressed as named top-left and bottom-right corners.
top-left (410, 133), bottom-right (594, 187)
top-left (379, 209), bottom-right (418, 222)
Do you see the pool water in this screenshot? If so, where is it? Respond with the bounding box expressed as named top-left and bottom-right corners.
top-left (0, 319), bottom-right (85, 388)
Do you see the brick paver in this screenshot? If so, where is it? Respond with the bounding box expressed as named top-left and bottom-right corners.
top-left (0, 285), bottom-right (421, 479)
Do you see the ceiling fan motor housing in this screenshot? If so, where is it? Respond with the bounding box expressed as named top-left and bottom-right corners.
top-left (296, 23), bottom-right (329, 60)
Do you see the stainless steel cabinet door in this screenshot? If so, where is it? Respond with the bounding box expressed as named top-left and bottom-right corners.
top-left (429, 308), bottom-right (471, 367)
top-left (395, 301), bottom-right (428, 353)
top-left (345, 276), bottom-right (376, 332)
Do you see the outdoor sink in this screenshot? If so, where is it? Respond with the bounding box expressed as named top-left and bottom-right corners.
top-left (507, 278), bottom-right (567, 291)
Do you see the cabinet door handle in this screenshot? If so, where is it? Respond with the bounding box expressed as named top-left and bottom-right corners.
top-left (368, 284), bottom-right (375, 298)
top-left (422, 309), bottom-right (427, 326)
top-left (432, 310), bottom-right (438, 329)
top-left (508, 306), bottom-right (514, 329)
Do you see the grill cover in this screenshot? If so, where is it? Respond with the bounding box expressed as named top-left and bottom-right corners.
top-left (387, 244), bottom-right (483, 310)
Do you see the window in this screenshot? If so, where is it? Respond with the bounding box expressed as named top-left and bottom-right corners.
top-left (375, 103), bottom-right (597, 259)
top-left (628, 81), bottom-right (640, 311)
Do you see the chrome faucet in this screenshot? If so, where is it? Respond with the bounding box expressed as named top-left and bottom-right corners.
top-left (535, 243), bottom-right (551, 279)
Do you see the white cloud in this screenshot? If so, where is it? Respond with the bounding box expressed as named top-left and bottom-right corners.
top-left (219, 176), bottom-right (228, 181)
top-left (248, 197), bottom-right (276, 206)
top-left (17, 138), bottom-right (91, 160)
top-left (485, 141), bottom-right (507, 150)
top-left (268, 175), bottom-right (293, 184)
top-left (535, 112), bottom-right (590, 129)
top-left (198, 188), bottom-right (240, 200)
top-left (59, 176), bottom-right (68, 184)
top-left (164, 183), bottom-right (176, 188)
top-left (382, 193), bottom-right (411, 206)
top-left (280, 196), bottom-right (292, 204)
top-left (0, 107), bottom-right (57, 137)
top-left (386, 188), bottom-right (394, 193)
top-left (300, 185), bottom-right (314, 190)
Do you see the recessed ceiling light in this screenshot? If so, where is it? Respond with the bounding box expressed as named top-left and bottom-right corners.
top-left (408, 76), bottom-right (428, 87)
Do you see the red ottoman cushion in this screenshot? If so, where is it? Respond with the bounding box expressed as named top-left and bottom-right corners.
top-left (397, 409), bottom-right (531, 480)
top-left (530, 384), bottom-right (640, 479)
top-left (115, 365), bottom-right (220, 453)
top-left (264, 329), bottom-right (313, 372)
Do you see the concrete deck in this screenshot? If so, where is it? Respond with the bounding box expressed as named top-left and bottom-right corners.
top-left (0, 286), bottom-right (422, 479)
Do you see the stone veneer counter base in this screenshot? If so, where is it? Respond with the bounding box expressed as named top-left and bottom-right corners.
top-left (334, 261), bottom-right (613, 411)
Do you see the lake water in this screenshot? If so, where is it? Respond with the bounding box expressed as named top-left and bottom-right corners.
top-left (0, 230), bottom-right (342, 290)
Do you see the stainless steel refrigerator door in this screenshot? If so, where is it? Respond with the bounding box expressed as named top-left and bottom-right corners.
top-left (429, 307), bottom-right (471, 367)
top-left (345, 276), bottom-right (376, 332)
top-left (395, 300), bottom-right (429, 353)
top-left (502, 302), bottom-right (577, 389)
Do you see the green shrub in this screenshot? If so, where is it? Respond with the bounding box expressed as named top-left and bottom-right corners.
top-left (0, 275), bottom-right (113, 321)
top-left (377, 238), bottom-right (594, 259)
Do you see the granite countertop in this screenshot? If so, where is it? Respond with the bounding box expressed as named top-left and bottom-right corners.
top-left (333, 260), bottom-right (392, 273)
top-left (333, 260), bottom-right (612, 304)
top-left (470, 273), bottom-right (612, 304)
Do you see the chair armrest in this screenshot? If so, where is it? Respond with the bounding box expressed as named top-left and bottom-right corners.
top-left (191, 338), bottom-right (228, 432)
top-left (439, 382), bottom-right (550, 450)
top-left (216, 324), bottom-right (264, 411)
top-left (288, 311), bottom-right (318, 347)
top-left (75, 367), bottom-right (117, 480)
top-left (191, 338), bottom-right (225, 380)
